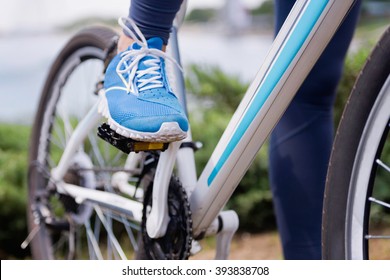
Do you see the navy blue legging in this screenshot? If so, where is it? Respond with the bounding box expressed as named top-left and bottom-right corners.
top-left (128, 0), bottom-right (183, 44)
top-left (129, 0), bottom-right (362, 259)
top-left (270, 0), bottom-right (361, 259)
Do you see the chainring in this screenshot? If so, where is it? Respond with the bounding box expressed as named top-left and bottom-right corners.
top-left (141, 171), bottom-right (192, 260)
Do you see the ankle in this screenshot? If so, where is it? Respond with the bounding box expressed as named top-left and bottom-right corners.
top-left (117, 32), bottom-right (135, 52)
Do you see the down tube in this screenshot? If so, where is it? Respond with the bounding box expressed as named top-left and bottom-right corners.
top-left (190, 0), bottom-right (357, 237)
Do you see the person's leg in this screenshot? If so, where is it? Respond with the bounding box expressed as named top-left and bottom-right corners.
top-left (118, 0), bottom-right (183, 51)
top-left (269, 0), bottom-right (362, 259)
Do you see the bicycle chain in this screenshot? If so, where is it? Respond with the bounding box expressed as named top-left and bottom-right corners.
top-left (141, 174), bottom-right (193, 259)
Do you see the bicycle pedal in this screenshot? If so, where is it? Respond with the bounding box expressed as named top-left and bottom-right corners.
top-left (97, 123), bottom-right (169, 153)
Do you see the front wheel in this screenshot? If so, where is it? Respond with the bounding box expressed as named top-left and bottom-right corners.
top-left (322, 27), bottom-right (390, 259)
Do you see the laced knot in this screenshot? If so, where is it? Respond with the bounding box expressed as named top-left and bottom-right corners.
top-left (116, 17), bottom-right (182, 95)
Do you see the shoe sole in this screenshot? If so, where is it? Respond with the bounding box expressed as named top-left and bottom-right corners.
top-left (98, 94), bottom-right (187, 143)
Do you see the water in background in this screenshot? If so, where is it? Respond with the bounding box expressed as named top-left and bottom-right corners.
top-left (0, 28), bottom-right (273, 125)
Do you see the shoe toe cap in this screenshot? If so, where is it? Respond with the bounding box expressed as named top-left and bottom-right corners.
top-left (105, 90), bottom-right (188, 133)
top-left (121, 114), bottom-right (188, 133)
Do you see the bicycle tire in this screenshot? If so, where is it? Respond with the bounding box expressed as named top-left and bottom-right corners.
top-left (322, 26), bottom-right (390, 259)
top-left (27, 26), bottom-right (144, 259)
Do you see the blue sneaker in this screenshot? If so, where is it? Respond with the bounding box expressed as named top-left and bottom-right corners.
top-left (99, 19), bottom-right (188, 142)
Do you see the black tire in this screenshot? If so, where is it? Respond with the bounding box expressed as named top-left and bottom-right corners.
top-left (322, 26), bottom-right (390, 259)
top-left (27, 26), bottom-right (143, 259)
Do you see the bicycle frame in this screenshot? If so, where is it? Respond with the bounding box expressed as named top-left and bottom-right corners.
top-left (187, 0), bottom-right (357, 237)
top-left (48, 0), bottom-right (358, 252)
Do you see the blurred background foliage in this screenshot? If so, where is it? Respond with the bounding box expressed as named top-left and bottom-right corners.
top-left (0, 124), bottom-right (30, 259)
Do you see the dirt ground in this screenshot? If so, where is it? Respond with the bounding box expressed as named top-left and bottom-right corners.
top-left (191, 228), bottom-right (390, 260)
top-left (191, 231), bottom-right (283, 260)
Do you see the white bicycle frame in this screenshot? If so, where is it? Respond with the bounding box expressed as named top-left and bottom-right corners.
top-left (47, 0), bottom-right (357, 258)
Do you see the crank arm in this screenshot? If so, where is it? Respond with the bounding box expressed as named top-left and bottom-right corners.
top-left (146, 142), bottom-right (181, 238)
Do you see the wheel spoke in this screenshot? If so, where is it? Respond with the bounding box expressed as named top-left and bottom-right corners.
top-left (369, 197), bottom-right (390, 210)
top-left (121, 214), bottom-right (139, 252)
top-left (88, 132), bottom-right (106, 167)
top-left (376, 159), bottom-right (390, 173)
top-left (47, 155), bottom-right (57, 169)
top-left (52, 234), bottom-right (68, 258)
top-left (94, 205), bottom-right (127, 260)
top-left (52, 122), bottom-right (67, 148)
top-left (68, 222), bottom-right (76, 259)
top-left (93, 214), bottom-right (101, 246)
top-left (109, 150), bottom-right (124, 166)
top-left (365, 235), bottom-right (390, 239)
top-left (85, 219), bottom-right (103, 260)
top-left (49, 135), bottom-right (65, 151)
top-left (57, 106), bottom-right (74, 141)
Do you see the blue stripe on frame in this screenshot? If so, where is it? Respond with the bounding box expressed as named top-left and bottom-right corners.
top-left (207, 0), bottom-right (330, 186)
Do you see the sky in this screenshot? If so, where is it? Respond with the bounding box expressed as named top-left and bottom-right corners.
top-left (0, 0), bottom-right (265, 33)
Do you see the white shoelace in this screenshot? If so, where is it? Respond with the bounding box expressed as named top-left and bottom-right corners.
top-left (116, 17), bottom-right (182, 95)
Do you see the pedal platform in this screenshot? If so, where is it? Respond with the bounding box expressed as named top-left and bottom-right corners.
top-left (97, 123), bottom-right (169, 153)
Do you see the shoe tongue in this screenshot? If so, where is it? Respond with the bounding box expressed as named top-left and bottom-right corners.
top-left (131, 37), bottom-right (164, 72)
top-left (131, 37), bottom-right (163, 51)
top-left (146, 37), bottom-right (164, 50)
top-left (132, 37), bottom-right (164, 90)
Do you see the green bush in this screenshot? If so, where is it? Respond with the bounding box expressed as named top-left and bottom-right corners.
top-left (185, 8), bottom-right (217, 23)
top-left (251, 0), bottom-right (274, 16)
top-left (0, 124), bottom-right (30, 259)
top-left (333, 45), bottom-right (371, 126)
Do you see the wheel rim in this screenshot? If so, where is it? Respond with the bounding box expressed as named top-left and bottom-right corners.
top-left (347, 74), bottom-right (390, 259)
top-left (29, 45), bottom-right (141, 259)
